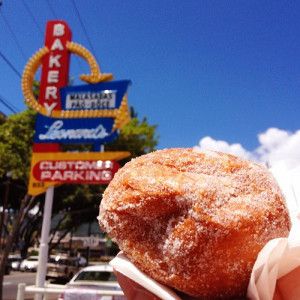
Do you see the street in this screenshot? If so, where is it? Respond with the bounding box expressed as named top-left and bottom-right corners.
top-left (3, 271), bottom-right (64, 300)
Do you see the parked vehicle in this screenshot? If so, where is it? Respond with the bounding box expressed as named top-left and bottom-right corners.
top-left (58, 264), bottom-right (125, 300)
top-left (0, 256), bottom-right (12, 275)
top-left (46, 254), bottom-right (82, 281)
top-left (4, 263), bottom-right (11, 275)
top-left (7, 255), bottom-right (23, 271)
top-left (20, 256), bottom-right (39, 272)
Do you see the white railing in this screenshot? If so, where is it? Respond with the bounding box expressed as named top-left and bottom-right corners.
top-left (17, 283), bottom-right (65, 300)
top-left (16, 283), bottom-right (125, 300)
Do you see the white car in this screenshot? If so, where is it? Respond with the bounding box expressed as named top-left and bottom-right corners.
top-left (20, 256), bottom-right (39, 272)
top-left (58, 264), bottom-right (125, 300)
top-left (8, 255), bottom-right (23, 271)
top-left (46, 254), bottom-right (82, 281)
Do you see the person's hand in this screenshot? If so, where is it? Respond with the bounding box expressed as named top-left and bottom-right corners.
top-left (115, 270), bottom-right (161, 300)
top-left (114, 270), bottom-right (199, 300)
top-left (273, 266), bottom-right (300, 300)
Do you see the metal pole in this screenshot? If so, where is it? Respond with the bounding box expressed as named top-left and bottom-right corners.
top-left (86, 221), bottom-right (91, 265)
top-left (0, 174), bottom-right (11, 251)
top-left (35, 185), bottom-right (54, 300)
top-left (17, 283), bottom-right (26, 300)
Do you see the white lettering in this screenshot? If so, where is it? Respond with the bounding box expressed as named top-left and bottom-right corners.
top-left (89, 171), bottom-right (101, 181)
top-left (51, 38), bottom-right (64, 51)
top-left (45, 86), bottom-right (58, 100)
top-left (40, 162), bottom-right (49, 170)
top-left (41, 171), bottom-right (51, 180)
top-left (105, 161), bottom-right (113, 169)
top-left (47, 70), bottom-right (59, 83)
top-left (51, 171), bottom-right (63, 181)
top-left (102, 170), bottom-right (112, 180)
top-left (66, 90), bottom-right (116, 110)
top-left (38, 120), bottom-right (110, 141)
top-left (53, 24), bottom-right (65, 37)
top-left (44, 102), bottom-right (57, 116)
top-left (38, 169), bottom-right (115, 182)
top-left (39, 160), bottom-right (112, 171)
top-left (49, 55), bottom-right (62, 68)
top-left (64, 171), bottom-right (73, 181)
top-left (76, 161), bottom-right (98, 170)
top-left (73, 171), bottom-right (85, 181)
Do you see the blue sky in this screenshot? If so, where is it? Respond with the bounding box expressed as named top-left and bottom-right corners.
top-left (0, 1), bottom-right (300, 168)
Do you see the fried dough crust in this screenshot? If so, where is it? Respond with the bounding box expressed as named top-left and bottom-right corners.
top-left (99, 148), bottom-right (291, 299)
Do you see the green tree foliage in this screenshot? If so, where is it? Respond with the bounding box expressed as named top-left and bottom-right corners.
top-left (0, 108), bottom-right (36, 183)
top-left (0, 79), bottom-right (39, 185)
top-left (107, 116), bottom-right (159, 162)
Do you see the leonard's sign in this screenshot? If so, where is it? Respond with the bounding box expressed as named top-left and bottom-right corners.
top-left (22, 20), bottom-right (131, 195)
top-left (34, 80), bottom-right (131, 149)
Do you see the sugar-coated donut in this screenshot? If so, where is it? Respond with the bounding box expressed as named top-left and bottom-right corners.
top-left (98, 148), bottom-right (291, 299)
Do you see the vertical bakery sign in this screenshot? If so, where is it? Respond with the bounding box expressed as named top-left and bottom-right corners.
top-left (22, 20), bottom-right (131, 196)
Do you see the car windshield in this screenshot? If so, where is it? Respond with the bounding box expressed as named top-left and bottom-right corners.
top-left (28, 258), bottom-right (38, 261)
top-left (75, 271), bottom-right (117, 282)
top-left (8, 258), bottom-right (21, 262)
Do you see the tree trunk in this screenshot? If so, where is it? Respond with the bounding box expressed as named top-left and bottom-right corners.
top-left (0, 194), bottom-right (33, 300)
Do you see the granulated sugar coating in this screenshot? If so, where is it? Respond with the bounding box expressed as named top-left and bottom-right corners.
top-left (98, 148), bottom-right (291, 299)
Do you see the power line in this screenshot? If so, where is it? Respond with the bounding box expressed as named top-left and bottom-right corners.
top-left (44, 0), bottom-right (86, 74)
top-left (45, 0), bottom-right (58, 19)
top-left (0, 51), bottom-right (22, 78)
top-left (0, 8), bottom-right (27, 61)
top-left (72, 51), bottom-right (88, 74)
top-left (0, 94), bottom-right (19, 114)
top-left (21, 0), bottom-right (44, 38)
top-left (70, 0), bottom-right (98, 60)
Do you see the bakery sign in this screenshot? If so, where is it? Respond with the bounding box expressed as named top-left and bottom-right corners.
top-left (22, 20), bottom-right (131, 195)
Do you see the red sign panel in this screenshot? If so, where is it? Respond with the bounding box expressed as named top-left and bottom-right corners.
top-left (39, 20), bottom-right (72, 113)
top-left (32, 159), bottom-right (120, 184)
top-left (35, 20), bottom-right (72, 153)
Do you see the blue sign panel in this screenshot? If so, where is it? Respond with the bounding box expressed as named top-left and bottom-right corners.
top-left (34, 114), bottom-right (119, 144)
top-left (60, 80), bottom-right (131, 111)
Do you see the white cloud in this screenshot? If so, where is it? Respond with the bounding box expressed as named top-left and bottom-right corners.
top-left (197, 136), bottom-right (255, 161)
top-left (195, 128), bottom-right (300, 170)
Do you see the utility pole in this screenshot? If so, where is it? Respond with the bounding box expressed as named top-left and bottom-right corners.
top-left (0, 172), bottom-right (11, 251)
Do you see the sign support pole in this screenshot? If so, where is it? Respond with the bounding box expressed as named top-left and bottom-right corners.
top-left (35, 185), bottom-right (54, 300)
